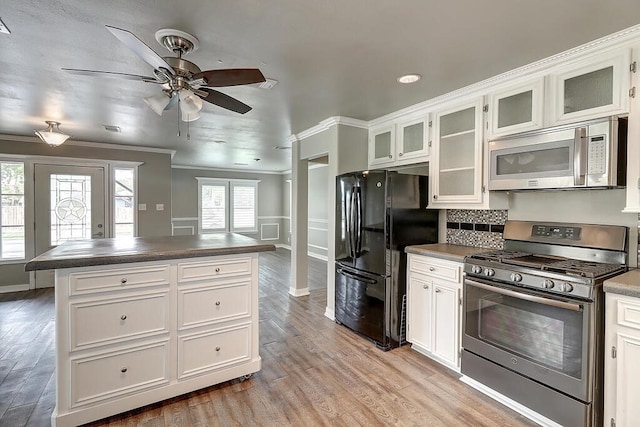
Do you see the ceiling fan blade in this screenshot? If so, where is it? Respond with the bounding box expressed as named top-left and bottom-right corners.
top-left (193, 69), bottom-right (266, 87)
top-left (200, 88), bottom-right (252, 114)
top-left (62, 68), bottom-right (157, 82)
top-left (105, 25), bottom-right (176, 76)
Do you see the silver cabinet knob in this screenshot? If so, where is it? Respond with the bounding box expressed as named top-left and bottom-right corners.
top-left (121, 367), bottom-right (128, 373)
top-left (120, 314), bottom-right (127, 320)
top-left (399, 152), bottom-right (403, 157)
top-left (388, 155), bottom-right (392, 159)
top-left (215, 346), bottom-right (221, 352)
top-left (215, 267), bottom-right (221, 273)
top-left (433, 195), bottom-right (438, 200)
top-left (435, 288), bottom-right (441, 293)
top-left (215, 301), bottom-right (221, 306)
top-left (429, 267), bottom-right (435, 271)
top-left (120, 278), bottom-right (127, 284)
top-left (422, 284), bottom-right (429, 289)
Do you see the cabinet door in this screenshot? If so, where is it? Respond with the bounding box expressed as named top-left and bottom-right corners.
top-left (488, 78), bottom-right (544, 137)
top-left (368, 125), bottom-right (396, 167)
top-left (613, 332), bottom-right (640, 426)
top-left (431, 98), bottom-right (484, 206)
top-left (550, 49), bottom-right (630, 124)
top-left (432, 283), bottom-right (459, 367)
top-left (397, 117), bottom-right (429, 163)
top-left (407, 274), bottom-right (432, 352)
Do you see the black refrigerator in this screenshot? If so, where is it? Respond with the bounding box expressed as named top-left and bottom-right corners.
top-left (335, 170), bottom-right (439, 350)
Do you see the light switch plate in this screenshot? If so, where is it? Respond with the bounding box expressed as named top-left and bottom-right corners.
top-left (138, 204), bottom-right (147, 211)
top-left (156, 204), bottom-right (164, 211)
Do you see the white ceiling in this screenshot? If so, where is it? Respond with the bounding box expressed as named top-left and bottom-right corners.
top-left (1, 1), bottom-right (640, 172)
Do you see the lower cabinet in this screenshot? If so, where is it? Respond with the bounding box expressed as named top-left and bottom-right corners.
top-left (604, 292), bottom-right (640, 427)
top-left (53, 253), bottom-right (261, 427)
top-left (407, 254), bottom-right (462, 371)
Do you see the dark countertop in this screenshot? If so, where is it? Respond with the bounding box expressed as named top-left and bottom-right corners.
top-left (603, 269), bottom-right (640, 298)
top-left (25, 233), bottom-right (276, 271)
top-left (405, 243), bottom-right (489, 263)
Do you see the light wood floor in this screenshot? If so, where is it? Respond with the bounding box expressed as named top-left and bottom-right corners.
top-left (0, 249), bottom-right (536, 426)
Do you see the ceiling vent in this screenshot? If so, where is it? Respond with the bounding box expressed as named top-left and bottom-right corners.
top-left (273, 145), bottom-right (291, 150)
top-left (103, 125), bottom-right (121, 133)
top-left (259, 78), bottom-right (278, 90)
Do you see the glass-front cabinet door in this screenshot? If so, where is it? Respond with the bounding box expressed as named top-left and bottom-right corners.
top-left (550, 49), bottom-right (631, 125)
top-left (488, 78), bottom-right (544, 138)
top-left (430, 98), bottom-right (484, 206)
top-left (368, 124), bottom-right (396, 167)
top-left (396, 116), bottom-right (429, 163)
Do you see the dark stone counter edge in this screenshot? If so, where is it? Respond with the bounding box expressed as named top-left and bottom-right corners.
top-left (24, 244), bottom-right (276, 271)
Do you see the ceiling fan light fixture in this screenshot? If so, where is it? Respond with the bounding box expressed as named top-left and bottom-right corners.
top-left (181, 109), bottom-right (201, 122)
top-left (179, 89), bottom-right (203, 115)
top-left (144, 93), bottom-right (171, 115)
top-left (34, 121), bottom-right (70, 147)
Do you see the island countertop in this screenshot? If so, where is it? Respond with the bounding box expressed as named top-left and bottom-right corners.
top-left (25, 233), bottom-right (276, 271)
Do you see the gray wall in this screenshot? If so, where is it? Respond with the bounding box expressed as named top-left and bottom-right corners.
top-left (171, 167), bottom-right (286, 244)
top-left (0, 137), bottom-right (173, 289)
top-left (308, 165), bottom-right (329, 259)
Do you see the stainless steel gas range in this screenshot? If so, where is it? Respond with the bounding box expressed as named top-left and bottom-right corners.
top-left (462, 220), bottom-right (628, 427)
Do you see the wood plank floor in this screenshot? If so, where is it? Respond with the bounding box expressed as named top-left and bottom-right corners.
top-left (0, 249), bottom-right (536, 426)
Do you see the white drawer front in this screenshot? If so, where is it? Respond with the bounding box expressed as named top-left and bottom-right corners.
top-left (70, 341), bottom-right (169, 407)
top-left (409, 255), bottom-right (460, 283)
top-left (178, 324), bottom-right (251, 379)
top-left (617, 298), bottom-right (640, 330)
top-left (70, 292), bottom-right (169, 351)
top-left (178, 257), bottom-right (252, 283)
top-left (178, 281), bottom-right (250, 330)
top-left (69, 264), bottom-right (171, 295)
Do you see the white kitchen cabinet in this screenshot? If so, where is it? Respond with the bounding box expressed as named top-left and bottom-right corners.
top-left (488, 78), bottom-right (545, 138)
top-left (53, 253), bottom-right (261, 427)
top-left (549, 49), bottom-right (631, 125)
top-left (604, 292), bottom-right (640, 427)
top-left (368, 115), bottom-right (430, 169)
top-left (407, 254), bottom-right (462, 371)
top-left (624, 46), bottom-right (640, 213)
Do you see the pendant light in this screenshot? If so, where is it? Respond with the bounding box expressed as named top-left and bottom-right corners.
top-left (34, 121), bottom-right (70, 146)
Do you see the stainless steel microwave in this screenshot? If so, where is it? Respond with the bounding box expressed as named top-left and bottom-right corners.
top-left (488, 116), bottom-right (627, 191)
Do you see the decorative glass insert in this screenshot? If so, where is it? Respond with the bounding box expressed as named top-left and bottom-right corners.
top-left (50, 174), bottom-right (92, 246)
top-left (114, 168), bottom-right (135, 237)
top-left (0, 162), bottom-right (25, 259)
top-left (564, 66), bottom-right (614, 114)
top-left (201, 183), bottom-right (227, 230)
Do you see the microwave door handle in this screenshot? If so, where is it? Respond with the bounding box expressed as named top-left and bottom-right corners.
top-left (574, 127), bottom-right (587, 186)
top-left (465, 278), bottom-right (584, 312)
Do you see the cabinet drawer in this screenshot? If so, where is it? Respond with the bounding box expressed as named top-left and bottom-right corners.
top-left (178, 324), bottom-right (251, 379)
top-left (69, 264), bottom-right (171, 295)
top-left (178, 257), bottom-right (252, 283)
top-left (70, 292), bottom-right (169, 351)
top-left (409, 255), bottom-right (460, 283)
top-left (70, 340), bottom-right (169, 407)
top-left (616, 297), bottom-right (640, 330)
top-left (178, 281), bottom-right (250, 330)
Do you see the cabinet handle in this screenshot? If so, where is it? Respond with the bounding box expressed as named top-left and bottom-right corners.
top-left (120, 314), bottom-right (127, 320)
top-left (433, 195), bottom-right (438, 200)
top-left (121, 367), bottom-right (128, 373)
top-left (215, 301), bottom-right (221, 306)
top-left (399, 152), bottom-right (403, 157)
top-left (435, 288), bottom-right (441, 293)
top-left (423, 284), bottom-right (429, 289)
top-left (215, 346), bottom-right (221, 352)
top-left (215, 267), bottom-right (221, 273)
top-left (429, 267), bottom-right (435, 271)
top-left (120, 278), bottom-right (127, 284)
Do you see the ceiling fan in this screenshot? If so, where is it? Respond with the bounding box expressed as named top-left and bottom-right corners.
top-left (63, 25), bottom-right (266, 121)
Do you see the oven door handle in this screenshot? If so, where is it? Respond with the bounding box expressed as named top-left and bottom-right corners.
top-left (465, 278), bottom-right (584, 312)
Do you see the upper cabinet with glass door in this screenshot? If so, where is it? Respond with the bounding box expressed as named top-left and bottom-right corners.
top-left (368, 124), bottom-right (396, 167)
top-left (488, 78), bottom-right (545, 138)
top-left (549, 49), bottom-right (631, 125)
top-left (396, 116), bottom-right (429, 165)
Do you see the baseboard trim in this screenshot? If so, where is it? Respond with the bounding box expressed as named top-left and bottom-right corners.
top-left (0, 284), bottom-right (30, 293)
top-left (289, 287), bottom-right (310, 297)
top-left (308, 252), bottom-right (328, 262)
top-left (459, 375), bottom-right (562, 427)
top-left (324, 307), bottom-right (335, 320)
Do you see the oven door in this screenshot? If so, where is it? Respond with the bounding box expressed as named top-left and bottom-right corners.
top-left (462, 277), bottom-right (594, 401)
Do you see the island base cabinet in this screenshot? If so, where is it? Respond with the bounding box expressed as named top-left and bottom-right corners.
top-left (605, 293), bottom-right (640, 427)
top-left (406, 254), bottom-right (462, 371)
top-left (52, 253), bottom-right (261, 427)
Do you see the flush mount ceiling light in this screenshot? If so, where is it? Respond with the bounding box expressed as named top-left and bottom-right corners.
top-left (34, 121), bottom-right (70, 147)
top-left (397, 73), bottom-right (421, 84)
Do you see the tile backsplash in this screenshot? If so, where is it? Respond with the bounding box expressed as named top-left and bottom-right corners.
top-left (446, 209), bottom-right (508, 249)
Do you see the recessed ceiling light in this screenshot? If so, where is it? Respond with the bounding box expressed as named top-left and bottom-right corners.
top-left (397, 74), bottom-right (421, 84)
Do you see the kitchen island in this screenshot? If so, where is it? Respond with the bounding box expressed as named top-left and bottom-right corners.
top-left (25, 233), bottom-right (275, 427)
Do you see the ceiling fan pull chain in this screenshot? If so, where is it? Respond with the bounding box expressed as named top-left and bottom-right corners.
top-left (177, 99), bottom-right (181, 137)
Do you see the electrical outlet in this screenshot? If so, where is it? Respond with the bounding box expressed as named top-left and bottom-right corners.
top-left (156, 204), bottom-right (164, 211)
top-left (138, 204), bottom-right (147, 211)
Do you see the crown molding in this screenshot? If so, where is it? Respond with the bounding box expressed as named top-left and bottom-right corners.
top-left (292, 116), bottom-right (368, 142)
top-left (0, 134), bottom-right (177, 157)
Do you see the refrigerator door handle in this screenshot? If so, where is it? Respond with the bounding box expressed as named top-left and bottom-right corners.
top-left (348, 189), bottom-right (356, 259)
top-left (337, 268), bottom-right (378, 285)
top-left (354, 187), bottom-right (362, 256)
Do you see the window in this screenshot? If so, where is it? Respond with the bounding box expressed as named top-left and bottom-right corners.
top-left (197, 178), bottom-right (259, 233)
top-left (113, 168), bottom-right (136, 238)
top-left (0, 162), bottom-right (25, 259)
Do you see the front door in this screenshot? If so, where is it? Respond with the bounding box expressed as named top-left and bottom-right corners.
top-left (33, 164), bottom-right (106, 288)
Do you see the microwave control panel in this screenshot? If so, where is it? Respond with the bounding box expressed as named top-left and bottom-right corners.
top-left (587, 134), bottom-right (607, 175)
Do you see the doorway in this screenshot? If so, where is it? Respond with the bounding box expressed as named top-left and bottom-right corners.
top-left (33, 164), bottom-right (106, 288)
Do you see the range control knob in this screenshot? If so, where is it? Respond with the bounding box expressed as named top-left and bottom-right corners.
top-left (542, 279), bottom-right (555, 289)
top-left (471, 265), bottom-right (482, 274)
top-left (510, 273), bottom-right (522, 282)
top-left (559, 282), bottom-right (574, 293)
top-left (484, 268), bottom-right (495, 277)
